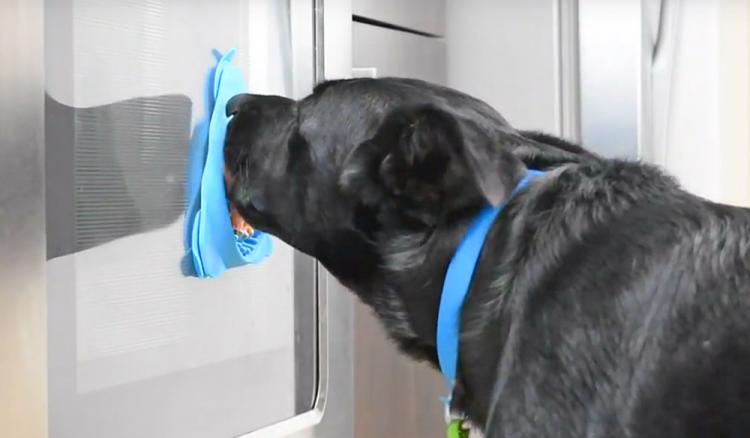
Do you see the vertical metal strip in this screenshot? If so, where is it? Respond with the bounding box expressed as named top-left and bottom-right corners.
top-left (314, 0), bottom-right (325, 84)
top-left (0, 0), bottom-right (47, 436)
top-left (578, 0), bottom-right (642, 159)
top-left (557, 0), bottom-right (582, 141)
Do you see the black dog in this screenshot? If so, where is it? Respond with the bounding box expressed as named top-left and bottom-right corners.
top-left (224, 78), bottom-right (750, 437)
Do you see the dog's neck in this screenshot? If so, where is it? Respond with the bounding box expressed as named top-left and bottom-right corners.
top-left (313, 169), bottom-right (560, 427)
top-left (379, 208), bottom-right (518, 425)
top-left (314, 205), bottom-right (514, 426)
top-left (312, 206), bottom-right (516, 423)
top-left (379, 217), bottom-right (474, 353)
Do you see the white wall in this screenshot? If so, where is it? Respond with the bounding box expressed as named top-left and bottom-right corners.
top-left (653, 0), bottom-right (723, 201)
top-left (445, 0), bottom-right (561, 133)
top-left (718, 0), bottom-right (750, 206)
top-left (652, 0), bottom-right (750, 205)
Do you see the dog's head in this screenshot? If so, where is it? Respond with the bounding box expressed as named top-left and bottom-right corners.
top-left (223, 93), bottom-right (304, 242)
top-left (224, 79), bottom-right (592, 282)
top-left (225, 79), bottom-right (559, 281)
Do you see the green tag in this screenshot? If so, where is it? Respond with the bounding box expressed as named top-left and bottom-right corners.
top-left (447, 419), bottom-right (470, 438)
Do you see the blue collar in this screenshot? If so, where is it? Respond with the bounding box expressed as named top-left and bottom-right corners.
top-left (437, 169), bottom-right (544, 398)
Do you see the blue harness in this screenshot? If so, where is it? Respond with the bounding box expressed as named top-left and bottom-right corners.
top-left (437, 169), bottom-right (544, 401)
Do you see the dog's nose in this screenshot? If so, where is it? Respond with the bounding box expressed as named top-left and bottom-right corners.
top-left (226, 93), bottom-right (253, 117)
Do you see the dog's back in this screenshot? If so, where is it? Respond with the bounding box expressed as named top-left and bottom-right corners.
top-left (477, 159), bottom-right (750, 437)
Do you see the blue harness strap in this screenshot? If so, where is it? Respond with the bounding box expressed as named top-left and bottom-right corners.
top-left (436, 169), bottom-right (544, 394)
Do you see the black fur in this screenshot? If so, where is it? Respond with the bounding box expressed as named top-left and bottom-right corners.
top-left (225, 77), bottom-right (750, 437)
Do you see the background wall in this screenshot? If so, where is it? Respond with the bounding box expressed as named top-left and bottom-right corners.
top-left (445, 0), bottom-right (561, 133)
top-left (648, 0), bottom-right (750, 206)
top-left (718, 0), bottom-right (750, 206)
top-left (445, 0), bottom-right (750, 207)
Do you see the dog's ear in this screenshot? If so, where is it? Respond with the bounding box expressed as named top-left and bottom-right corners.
top-left (513, 130), bottom-right (597, 168)
top-left (340, 105), bottom-right (525, 224)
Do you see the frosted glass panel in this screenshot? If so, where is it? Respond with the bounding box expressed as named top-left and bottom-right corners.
top-left (45, 1), bottom-right (316, 437)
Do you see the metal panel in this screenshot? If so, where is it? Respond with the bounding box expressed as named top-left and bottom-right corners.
top-left (578, 0), bottom-right (642, 158)
top-left (558, 0), bottom-right (582, 141)
top-left (353, 0), bottom-right (445, 35)
top-left (0, 0), bottom-right (354, 436)
top-left (0, 1), bottom-right (47, 437)
top-left (445, 0), bottom-right (562, 134)
top-left (241, 272), bottom-right (354, 438)
top-left (353, 22), bottom-right (446, 84)
top-left (44, 0), bottom-right (318, 435)
top-left (352, 21), bottom-right (447, 438)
